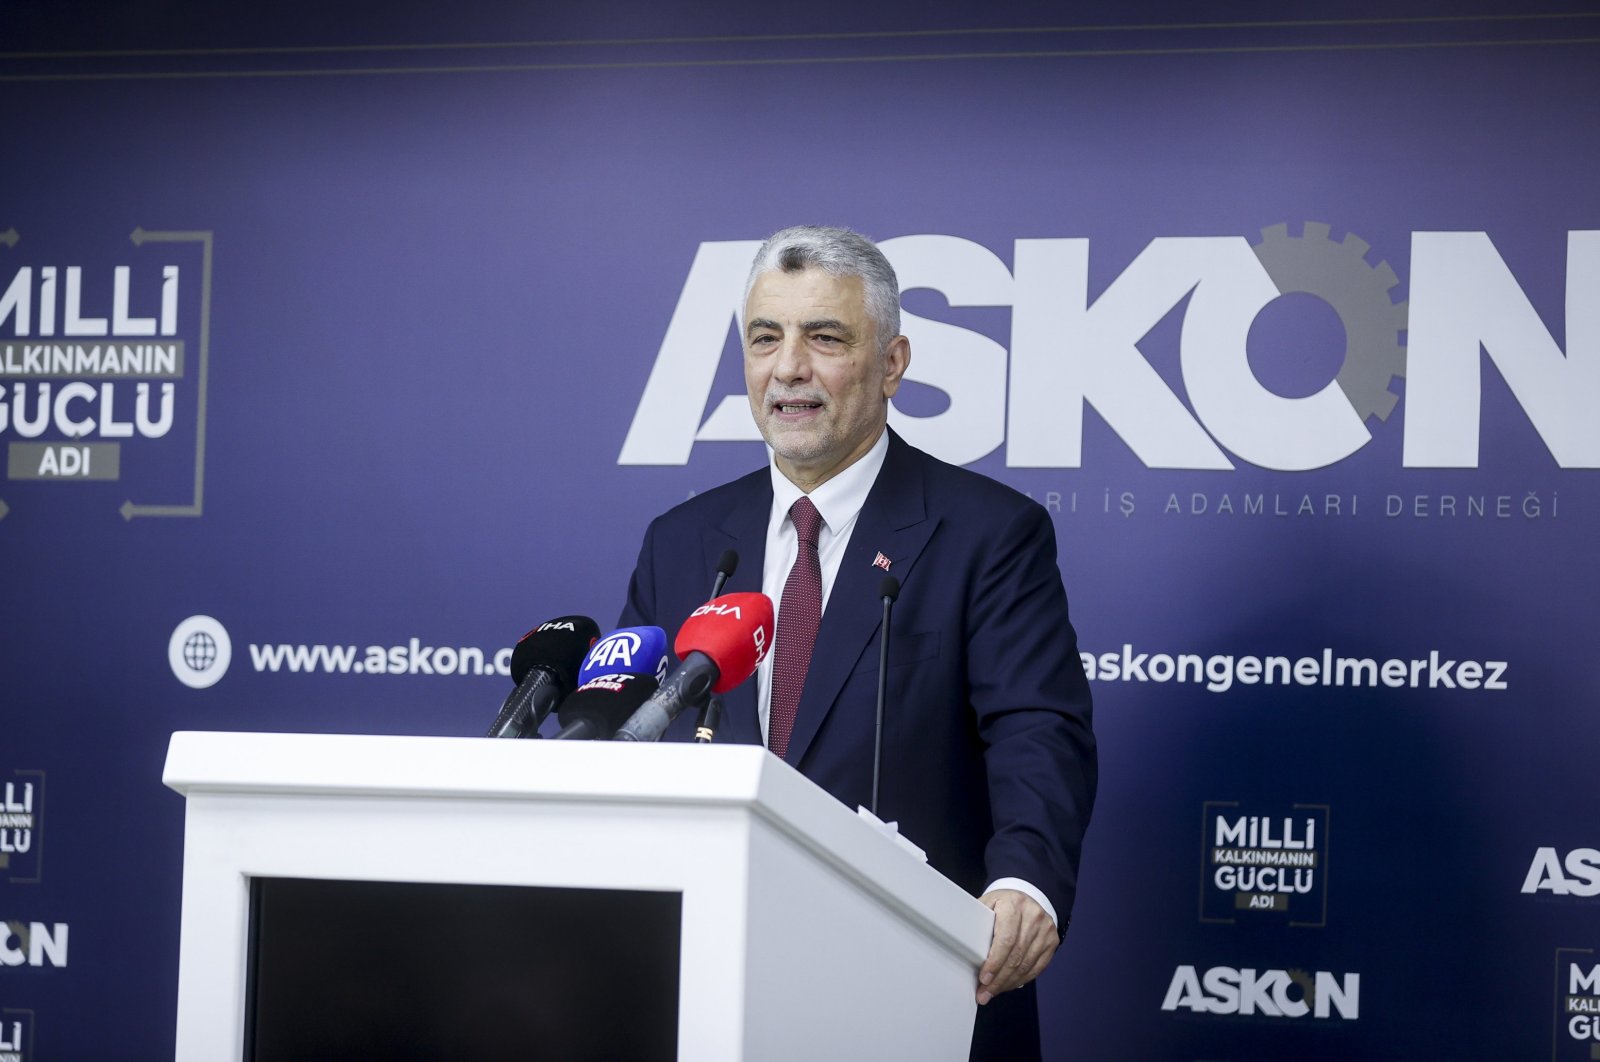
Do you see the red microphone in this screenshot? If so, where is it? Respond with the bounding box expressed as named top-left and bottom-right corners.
top-left (675, 591), bottom-right (774, 694)
top-left (614, 592), bottom-right (774, 741)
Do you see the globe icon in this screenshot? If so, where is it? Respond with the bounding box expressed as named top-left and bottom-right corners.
top-left (183, 631), bottom-right (218, 672)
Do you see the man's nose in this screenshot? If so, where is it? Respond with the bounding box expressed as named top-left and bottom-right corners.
top-left (773, 336), bottom-right (811, 382)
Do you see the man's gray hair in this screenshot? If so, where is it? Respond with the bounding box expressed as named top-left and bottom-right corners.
top-left (744, 225), bottom-right (901, 350)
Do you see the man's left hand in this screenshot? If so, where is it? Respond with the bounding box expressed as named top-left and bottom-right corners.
top-left (976, 888), bottom-right (1058, 1005)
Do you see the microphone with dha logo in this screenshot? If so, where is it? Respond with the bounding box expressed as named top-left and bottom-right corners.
top-left (485, 616), bottom-right (600, 738)
top-left (613, 592), bottom-right (774, 743)
top-left (577, 626), bottom-right (670, 687)
top-left (553, 673), bottom-right (661, 741)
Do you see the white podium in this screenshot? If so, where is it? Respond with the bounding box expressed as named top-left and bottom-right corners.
top-left (163, 731), bottom-right (992, 1061)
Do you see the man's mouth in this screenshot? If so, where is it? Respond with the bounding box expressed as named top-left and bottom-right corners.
top-left (772, 400), bottom-right (822, 415)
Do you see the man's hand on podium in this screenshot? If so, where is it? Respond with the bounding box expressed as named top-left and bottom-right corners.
top-left (975, 889), bottom-right (1058, 1005)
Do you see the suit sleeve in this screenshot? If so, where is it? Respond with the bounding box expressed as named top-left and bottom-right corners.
top-left (966, 501), bottom-right (1098, 928)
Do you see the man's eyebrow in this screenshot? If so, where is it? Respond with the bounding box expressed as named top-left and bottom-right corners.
top-left (801, 318), bottom-right (855, 338)
top-left (744, 316), bottom-right (858, 339)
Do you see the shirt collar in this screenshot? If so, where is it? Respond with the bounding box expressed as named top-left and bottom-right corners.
top-left (768, 428), bottom-right (890, 533)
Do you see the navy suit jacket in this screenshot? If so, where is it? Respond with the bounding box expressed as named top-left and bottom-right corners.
top-left (619, 429), bottom-right (1097, 924)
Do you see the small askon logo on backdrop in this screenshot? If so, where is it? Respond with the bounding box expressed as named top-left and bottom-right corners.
top-left (0, 922), bottom-right (67, 969)
top-left (1555, 949), bottom-right (1600, 1061)
top-left (1200, 802), bottom-right (1330, 927)
top-left (1161, 965), bottom-right (1359, 1020)
top-left (168, 615), bottom-right (232, 689)
top-left (1524, 847), bottom-right (1600, 898)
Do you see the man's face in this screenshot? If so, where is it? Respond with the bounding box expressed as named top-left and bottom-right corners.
top-left (743, 268), bottom-right (910, 492)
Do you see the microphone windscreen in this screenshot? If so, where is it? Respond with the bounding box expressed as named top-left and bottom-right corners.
top-left (558, 673), bottom-right (660, 734)
top-left (577, 626), bottom-right (670, 687)
top-left (674, 592), bottom-right (774, 694)
top-left (509, 615), bottom-right (601, 687)
top-left (879, 575), bottom-right (901, 602)
top-left (716, 549), bottom-right (739, 580)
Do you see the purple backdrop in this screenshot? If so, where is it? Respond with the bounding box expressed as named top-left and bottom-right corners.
top-left (3, 3), bottom-right (1598, 1058)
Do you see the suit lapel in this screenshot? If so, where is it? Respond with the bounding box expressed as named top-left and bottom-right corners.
top-left (784, 432), bottom-right (938, 767)
top-left (703, 471), bottom-right (771, 746)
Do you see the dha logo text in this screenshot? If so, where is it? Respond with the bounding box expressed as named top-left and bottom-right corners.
top-left (0, 921), bottom-right (67, 968)
top-left (1162, 965), bottom-right (1358, 1019)
top-left (622, 231), bottom-right (1598, 471)
top-left (1525, 848), bottom-right (1600, 897)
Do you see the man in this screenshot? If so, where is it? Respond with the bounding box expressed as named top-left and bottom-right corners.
top-left (619, 225), bottom-right (1096, 1060)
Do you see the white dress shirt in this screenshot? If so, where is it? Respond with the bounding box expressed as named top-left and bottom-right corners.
top-left (754, 428), bottom-right (1057, 926)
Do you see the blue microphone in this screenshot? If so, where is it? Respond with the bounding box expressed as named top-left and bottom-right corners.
top-left (577, 625), bottom-right (671, 687)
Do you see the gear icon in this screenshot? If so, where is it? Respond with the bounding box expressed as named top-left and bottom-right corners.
top-left (1252, 221), bottom-right (1408, 421)
top-left (1286, 967), bottom-right (1317, 1009)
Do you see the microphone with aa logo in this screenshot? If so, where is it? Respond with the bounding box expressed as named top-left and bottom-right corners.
top-left (613, 592), bottom-right (774, 743)
top-left (577, 625), bottom-right (670, 687)
top-left (485, 616), bottom-right (600, 738)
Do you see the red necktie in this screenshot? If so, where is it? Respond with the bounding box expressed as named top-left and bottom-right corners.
top-left (769, 496), bottom-right (822, 760)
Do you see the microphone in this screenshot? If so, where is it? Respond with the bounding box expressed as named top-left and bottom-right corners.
top-left (695, 550), bottom-right (739, 742)
top-left (695, 697), bottom-right (724, 744)
top-left (485, 616), bottom-right (600, 738)
top-left (553, 673), bottom-right (660, 740)
top-left (871, 576), bottom-right (900, 817)
top-left (710, 549), bottom-right (738, 598)
top-left (614, 592), bottom-right (774, 743)
top-left (577, 626), bottom-right (670, 687)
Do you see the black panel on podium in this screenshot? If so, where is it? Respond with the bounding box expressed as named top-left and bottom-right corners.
top-left (244, 878), bottom-right (680, 1062)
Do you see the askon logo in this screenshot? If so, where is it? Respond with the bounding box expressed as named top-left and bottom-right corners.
top-left (0, 1008), bottom-right (32, 1062)
top-left (1524, 847), bottom-right (1600, 898)
top-left (1200, 803), bottom-right (1329, 927)
top-left (168, 615), bottom-right (232, 689)
top-left (1556, 949), bottom-right (1600, 1060)
top-left (622, 227), bottom-right (1597, 472)
top-left (0, 772), bottom-right (42, 885)
top-left (0, 922), bottom-right (67, 969)
top-left (1162, 965), bottom-right (1359, 1020)
top-left (0, 227), bottom-right (213, 523)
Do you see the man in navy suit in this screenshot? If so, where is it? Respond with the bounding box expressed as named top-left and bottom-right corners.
top-left (619, 226), bottom-right (1096, 1060)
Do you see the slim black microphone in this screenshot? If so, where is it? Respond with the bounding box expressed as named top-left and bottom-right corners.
top-left (695, 550), bottom-right (740, 742)
top-left (486, 616), bottom-right (600, 738)
top-left (710, 549), bottom-right (738, 598)
top-left (871, 575), bottom-right (900, 817)
top-left (695, 696), bottom-right (724, 744)
top-left (553, 674), bottom-right (660, 740)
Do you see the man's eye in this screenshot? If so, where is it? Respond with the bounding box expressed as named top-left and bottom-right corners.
top-left (814, 334), bottom-right (840, 345)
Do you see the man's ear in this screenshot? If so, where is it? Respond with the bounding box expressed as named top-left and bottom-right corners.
top-left (881, 334), bottom-right (911, 398)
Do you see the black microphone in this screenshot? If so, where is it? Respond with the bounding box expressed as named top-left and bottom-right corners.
top-left (553, 673), bottom-right (660, 740)
top-left (695, 550), bottom-right (740, 742)
top-left (486, 616), bottom-right (600, 738)
top-left (871, 576), bottom-right (900, 817)
top-left (695, 697), bottom-right (724, 744)
top-left (710, 549), bottom-right (738, 598)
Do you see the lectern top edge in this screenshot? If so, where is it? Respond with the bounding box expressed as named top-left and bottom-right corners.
top-left (162, 730), bottom-right (992, 968)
